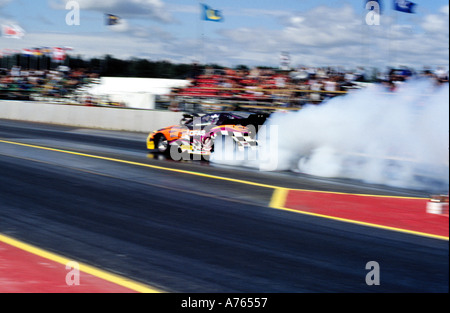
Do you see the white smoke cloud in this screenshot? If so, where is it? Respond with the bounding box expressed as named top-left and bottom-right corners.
top-left (212, 79), bottom-right (449, 192)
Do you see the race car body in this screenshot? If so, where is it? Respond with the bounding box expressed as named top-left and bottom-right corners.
top-left (147, 111), bottom-right (269, 158)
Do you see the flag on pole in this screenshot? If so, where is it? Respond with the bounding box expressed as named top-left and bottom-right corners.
top-left (393, 0), bottom-right (416, 13)
top-left (201, 4), bottom-right (223, 22)
top-left (52, 47), bottom-right (67, 62)
top-left (22, 49), bottom-right (34, 56)
top-left (40, 47), bottom-right (53, 57)
top-left (106, 14), bottom-right (121, 25)
top-left (1, 24), bottom-right (25, 39)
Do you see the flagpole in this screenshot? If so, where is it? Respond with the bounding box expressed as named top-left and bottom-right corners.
top-left (197, 2), bottom-right (223, 66)
top-left (387, 3), bottom-right (395, 70)
top-left (387, 4), bottom-right (391, 69)
top-left (393, 9), bottom-right (398, 68)
top-left (201, 4), bottom-right (205, 65)
top-left (198, 1), bottom-right (205, 65)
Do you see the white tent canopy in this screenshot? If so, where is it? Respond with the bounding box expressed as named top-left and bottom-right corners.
top-left (86, 77), bottom-right (190, 109)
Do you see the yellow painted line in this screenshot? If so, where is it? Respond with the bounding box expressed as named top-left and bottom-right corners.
top-left (0, 233), bottom-right (162, 293)
top-left (269, 189), bottom-right (448, 241)
top-left (2, 139), bottom-right (445, 241)
top-left (0, 139), bottom-right (276, 190)
top-left (271, 206), bottom-right (449, 241)
top-left (269, 187), bottom-right (289, 209)
top-left (0, 139), bottom-right (430, 200)
top-left (285, 188), bottom-right (428, 200)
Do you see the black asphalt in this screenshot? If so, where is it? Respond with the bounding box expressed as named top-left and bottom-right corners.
top-left (0, 119), bottom-right (448, 293)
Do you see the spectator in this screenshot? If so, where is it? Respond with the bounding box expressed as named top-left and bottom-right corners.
top-left (0, 66), bottom-right (96, 101)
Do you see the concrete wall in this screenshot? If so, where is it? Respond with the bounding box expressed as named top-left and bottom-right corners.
top-left (0, 100), bottom-right (182, 133)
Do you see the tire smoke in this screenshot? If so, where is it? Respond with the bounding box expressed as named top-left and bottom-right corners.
top-left (212, 78), bottom-right (449, 192)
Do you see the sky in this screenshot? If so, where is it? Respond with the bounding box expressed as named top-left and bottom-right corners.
top-left (0, 0), bottom-right (448, 70)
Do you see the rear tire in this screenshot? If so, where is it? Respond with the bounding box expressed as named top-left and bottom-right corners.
top-left (203, 137), bottom-right (214, 153)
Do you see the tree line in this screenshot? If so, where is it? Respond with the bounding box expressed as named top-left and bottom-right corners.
top-left (1, 53), bottom-right (255, 79)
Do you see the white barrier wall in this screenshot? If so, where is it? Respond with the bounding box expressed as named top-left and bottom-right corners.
top-left (0, 101), bottom-right (182, 133)
top-left (87, 77), bottom-right (191, 109)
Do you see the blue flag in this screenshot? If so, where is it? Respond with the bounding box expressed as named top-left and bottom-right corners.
top-left (106, 14), bottom-right (121, 25)
top-left (393, 0), bottom-right (416, 13)
top-left (201, 4), bottom-right (223, 22)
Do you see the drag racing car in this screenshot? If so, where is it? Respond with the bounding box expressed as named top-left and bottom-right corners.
top-left (146, 111), bottom-right (269, 159)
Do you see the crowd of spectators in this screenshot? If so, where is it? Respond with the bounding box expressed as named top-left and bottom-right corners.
top-left (380, 66), bottom-right (449, 91)
top-left (1, 63), bottom-right (447, 110)
top-left (171, 66), bottom-right (359, 108)
top-left (167, 65), bottom-right (448, 111)
top-left (0, 66), bottom-right (98, 100)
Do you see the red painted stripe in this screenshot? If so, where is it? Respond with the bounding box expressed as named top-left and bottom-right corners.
top-left (284, 191), bottom-right (449, 238)
top-left (0, 241), bottom-right (138, 293)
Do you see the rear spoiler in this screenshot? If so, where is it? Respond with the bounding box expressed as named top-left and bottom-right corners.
top-left (243, 113), bottom-right (270, 128)
top-left (180, 113), bottom-right (200, 125)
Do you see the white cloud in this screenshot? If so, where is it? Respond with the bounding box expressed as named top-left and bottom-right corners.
top-left (1, 30), bottom-right (170, 59)
top-left (421, 6), bottom-right (449, 34)
top-left (219, 5), bottom-right (369, 66)
top-left (107, 18), bottom-right (130, 32)
top-left (50, 0), bottom-right (174, 23)
top-left (216, 4), bottom-right (449, 68)
top-left (2, 2), bottom-right (448, 69)
top-left (0, 0), bottom-right (11, 7)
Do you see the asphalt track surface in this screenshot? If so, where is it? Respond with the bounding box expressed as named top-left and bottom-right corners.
top-left (0, 119), bottom-right (448, 293)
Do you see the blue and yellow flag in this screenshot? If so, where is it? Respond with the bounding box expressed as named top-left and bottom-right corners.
top-left (201, 4), bottom-right (223, 22)
top-left (106, 14), bottom-right (121, 25)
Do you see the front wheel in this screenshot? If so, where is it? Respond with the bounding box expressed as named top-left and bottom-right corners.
top-left (155, 135), bottom-right (169, 154)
